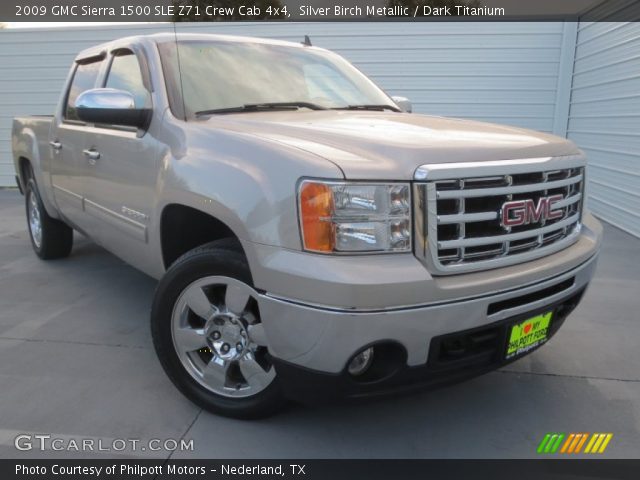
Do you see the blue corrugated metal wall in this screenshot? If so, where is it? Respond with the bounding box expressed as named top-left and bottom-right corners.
top-left (0, 22), bottom-right (568, 187)
top-left (567, 11), bottom-right (640, 237)
top-left (1, 20), bottom-right (638, 239)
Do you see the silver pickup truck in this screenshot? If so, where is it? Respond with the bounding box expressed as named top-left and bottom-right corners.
top-left (12, 33), bottom-right (602, 418)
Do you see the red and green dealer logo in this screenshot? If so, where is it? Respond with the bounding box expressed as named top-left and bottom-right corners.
top-left (537, 433), bottom-right (613, 454)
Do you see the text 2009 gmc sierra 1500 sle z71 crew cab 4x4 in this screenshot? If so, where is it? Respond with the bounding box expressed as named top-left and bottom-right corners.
top-left (12, 33), bottom-right (602, 418)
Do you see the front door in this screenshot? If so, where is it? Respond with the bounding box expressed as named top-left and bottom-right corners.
top-left (80, 49), bottom-right (158, 267)
top-left (50, 57), bottom-right (104, 230)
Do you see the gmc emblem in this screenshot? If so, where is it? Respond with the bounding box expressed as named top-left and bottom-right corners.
top-left (501, 194), bottom-right (564, 227)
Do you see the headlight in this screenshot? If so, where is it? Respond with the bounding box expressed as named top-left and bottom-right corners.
top-left (298, 180), bottom-right (411, 253)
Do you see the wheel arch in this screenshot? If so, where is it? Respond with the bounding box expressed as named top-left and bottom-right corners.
top-left (17, 156), bottom-right (33, 191)
top-left (159, 203), bottom-right (248, 270)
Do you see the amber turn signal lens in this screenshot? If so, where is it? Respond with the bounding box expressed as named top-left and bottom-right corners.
top-left (299, 182), bottom-right (335, 252)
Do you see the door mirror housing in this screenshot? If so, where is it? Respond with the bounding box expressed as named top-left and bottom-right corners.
top-left (75, 88), bottom-right (150, 128)
top-left (391, 96), bottom-right (412, 113)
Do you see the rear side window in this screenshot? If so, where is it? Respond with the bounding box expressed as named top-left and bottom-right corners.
top-left (105, 51), bottom-right (150, 109)
top-left (65, 59), bottom-right (102, 121)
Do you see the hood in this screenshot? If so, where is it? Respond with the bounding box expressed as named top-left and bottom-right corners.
top-left (201, 111), bottom-right (580, 180)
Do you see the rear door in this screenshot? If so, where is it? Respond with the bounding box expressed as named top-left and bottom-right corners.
top-left (50, 56), bottom-right (104, 230)
top-left (80, 48), bottom-right (158, 261)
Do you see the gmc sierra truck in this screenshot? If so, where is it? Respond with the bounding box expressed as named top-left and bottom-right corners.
top-left (12, 33), bottom-right (602, 418)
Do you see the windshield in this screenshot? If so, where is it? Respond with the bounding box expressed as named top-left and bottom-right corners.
top-left (158, 39), bottom-right (395, 118)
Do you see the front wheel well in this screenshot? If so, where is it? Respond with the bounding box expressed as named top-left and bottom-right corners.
top-left (160, 204), bottom-right (242, 270)
top-left (18, 157), bottom-right (33, 190)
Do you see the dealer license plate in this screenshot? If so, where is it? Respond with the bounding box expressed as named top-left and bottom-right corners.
top-left (505, 311), bottom-right (553, 359)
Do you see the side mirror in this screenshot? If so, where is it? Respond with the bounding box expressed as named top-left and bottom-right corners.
top-left (391, 96), bottom-right (412, 113)
top-left (75, 88), bottom-right (150, 128)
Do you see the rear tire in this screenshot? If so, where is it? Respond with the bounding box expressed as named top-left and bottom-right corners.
top-left (25, 178), bottom-right (73, 260)
top-left (151, 240), bottom-right (286, 419)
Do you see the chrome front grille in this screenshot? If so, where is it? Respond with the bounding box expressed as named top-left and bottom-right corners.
top-left (415, 156), bottom-right (586, 274)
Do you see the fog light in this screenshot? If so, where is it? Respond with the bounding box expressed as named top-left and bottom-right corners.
top-left (348, 347), bottom-right (374, 376)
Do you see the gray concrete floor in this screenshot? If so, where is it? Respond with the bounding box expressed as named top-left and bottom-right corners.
top-left (0, 188), bottom-right (638, 459)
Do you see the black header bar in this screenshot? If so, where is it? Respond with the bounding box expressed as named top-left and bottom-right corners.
top-left (2, 0), bottom-right (640, 23)
top-left (3, 459), bottom-right (640, 480)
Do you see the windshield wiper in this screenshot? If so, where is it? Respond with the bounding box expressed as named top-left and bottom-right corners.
top-left (195, 102), bottom-right (327, 116)
top-left (332, 104), bottom-right (401, 112)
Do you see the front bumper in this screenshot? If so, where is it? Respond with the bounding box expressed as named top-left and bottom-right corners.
top-left (248, 215), bottom-right (601, 400)
top-left (271, 286), bottom-right (586, 403)
top-left (258, 249), bottom-right (597, 370)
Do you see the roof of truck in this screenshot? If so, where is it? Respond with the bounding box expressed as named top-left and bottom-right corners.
top-left (75, 33), bottom-right (313, 62)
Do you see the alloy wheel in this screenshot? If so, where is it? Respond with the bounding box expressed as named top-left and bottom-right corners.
top-left (171, 276), bottom-right (275, 398)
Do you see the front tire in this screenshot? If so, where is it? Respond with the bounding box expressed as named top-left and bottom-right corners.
top-left (151, 240), bottom-right (285, 419)
top-left (25, 178), bottom-right (73, 260)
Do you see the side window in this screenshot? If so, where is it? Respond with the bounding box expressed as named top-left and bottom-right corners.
top-left (65, 59), bottom-right (102, 121)
top-left (105, 51), bottom-right (150, 109)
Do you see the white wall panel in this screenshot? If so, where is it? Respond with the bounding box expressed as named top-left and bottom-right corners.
top-left (0, 22), bottom-right (568, 187)
top-left (567, 7), bottom-right (640, 237)
top-left (0, 24), bottom-right (172, 187)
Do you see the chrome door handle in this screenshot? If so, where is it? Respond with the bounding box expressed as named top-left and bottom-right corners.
top-left (82, 149), bottom-right (101, 164)
top-left (49, 140), bottom-right (62, 151)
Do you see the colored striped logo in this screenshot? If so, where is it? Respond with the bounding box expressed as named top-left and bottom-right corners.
top-left (537, 433), bottom-right (613, 454)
